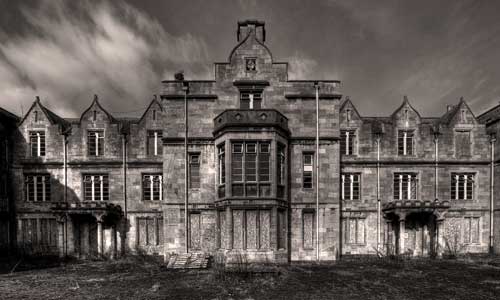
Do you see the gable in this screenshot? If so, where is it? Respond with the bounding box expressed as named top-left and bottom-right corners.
top-left (339, 98), bottom-right (362, 126)
top-left (80, 96), bottom-right (116, 124)
top-left (391, 97), bottom-right (421, 128)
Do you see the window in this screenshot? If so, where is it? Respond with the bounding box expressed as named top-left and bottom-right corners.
top-left (29, 131), bottom-right (46, 157)
top-left (341, 173), bottom-right (360, 200)
top-left (231, 142), bottom-right (270, 197)
top-left (455, 131), bottom-right (471, 157)
top-left (303, 211), bottom-right (315, 249)
top-left (189, 154), bottom-right (200, 189)
top-left (217, 144), bottom-right (225, 198)
top-left (345, 218), bottom-right (365, 245)
top-left (397, 130), bottom-right (414, 155)
top-left (25, 174), bottom-right (51, 202)
top-left (189, 213), bottom-right (201, 250)
top-left (147, 130), bottom-right (162, 156)
top-left (302, 153), bottom-right (314, 189)
top-left (277, 144), bottom-right (286, 198)
top-left (240, 92), bottom-right (262, 109)
top-left (464, 217), bottom-right (480, 244)
top-left (88, 130), bottom-right (104, 156)
top-left (152, 110), bottom-right (157, 121)
top-left (142, 174), bottom-right (162, 201)
top-left (83, 175), bottom-right (109, 201)
top-left (230, 209), bottom-right (271, 250)
top-left (393, 173), bottom-right (418, 200)
top-left (34, 111), bottom-right (38, 123)
top-left (451, 173), bottom-right (474, 200)
top-left (340, 130), bottom-right (356, 155)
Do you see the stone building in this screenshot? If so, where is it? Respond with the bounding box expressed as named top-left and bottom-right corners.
top-left (1, 20), bottom-right (500, 262)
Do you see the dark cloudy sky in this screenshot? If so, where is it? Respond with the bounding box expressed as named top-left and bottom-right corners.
top-left (1, 0), bottom-right (500, 118)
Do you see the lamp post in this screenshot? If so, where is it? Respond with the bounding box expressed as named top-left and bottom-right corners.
top-left (175, 71), bottom-right (189, 254)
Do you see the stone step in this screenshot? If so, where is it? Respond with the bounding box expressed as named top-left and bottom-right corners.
top-left (168, 253), bottom-right (210, 269)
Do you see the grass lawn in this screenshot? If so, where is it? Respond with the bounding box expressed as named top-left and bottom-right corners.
top-left (1, 256), bottom-right (500, 299)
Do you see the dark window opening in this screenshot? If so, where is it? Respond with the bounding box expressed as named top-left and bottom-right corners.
top-left (189, 154), bottom-right (200, 189)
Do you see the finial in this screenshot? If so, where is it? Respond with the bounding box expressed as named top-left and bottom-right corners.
top-left (93, 94), bottom-right (98, 102)
top-left (345, 96), bottom-right (350, 101)
top-left (35, 96), bottom-right (40, 102)
top-left (403, 95), bottom-right (409, 102)
top-left (459, 96), bottom-right (465, 102)
top-left (153, 94), bottom-right (157, 101)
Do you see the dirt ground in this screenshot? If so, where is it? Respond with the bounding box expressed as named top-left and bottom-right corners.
top-left (1, 256), bottom-right (500, 300)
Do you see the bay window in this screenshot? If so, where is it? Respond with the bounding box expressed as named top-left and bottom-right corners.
top-left (231, 141), bottom-right (270, 197)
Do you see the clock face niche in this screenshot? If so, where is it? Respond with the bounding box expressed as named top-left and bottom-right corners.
top-left (246, 58), bottom-right (256, 71)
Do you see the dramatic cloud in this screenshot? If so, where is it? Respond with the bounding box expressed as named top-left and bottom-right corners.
top-left (287, 52), bottom-right (318, 80)
top-left (0, 0), bottom-right (211, 117)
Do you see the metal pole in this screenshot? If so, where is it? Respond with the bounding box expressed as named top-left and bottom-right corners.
top-left (434, 136), bottom-right (439, 200)
top-left (490, 136), bottom-right (496, 254)
top-left (184, 82), bottom-right (189, 254)
top-left (376, 137), bottom-right (380, 252)
top-left (122, 135), bottom-right (127, 256)
top-left (315, 82), bottom-right (320, 261)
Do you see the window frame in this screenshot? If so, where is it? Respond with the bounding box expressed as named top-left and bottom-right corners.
top-left (451, 172), bottom-right (475, 200)
top-left (87, 129), bottom-right (105, 157)
top-left (454, 130), bottom-right (472, 158)
top-left (142, 173), bottom-right (163, 201)
top-left (344, 217), bottom-right (366, 245)
top-left (463, 216), bottom-right (480, 245)
top-left (341, 173), bottom-right (361, 201)
top-left (397, 129), bottom-right (415, 156)
top-left (82, 173), bottom-right (109, 201)
top-left (230, 141), bottom-right (271, 197)
top-left (25, 174), bottom-right (51, 202)
top-left (240, 91), bottom-right (263, 109)
top-left (302, 152), bottom-right (314, 190)
top-left (189, 153), bottom-right (201, 189)
top-left (146, 130), bottom-right (163, 156)
top-left (340, 129), bottom-right (356, 156)
top-left (29, 131), bottom-right (46, 157)
top-left (393, 172), bottom-right (418, 200)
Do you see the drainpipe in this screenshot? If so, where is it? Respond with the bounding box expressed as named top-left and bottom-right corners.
top-left (434, 135), bottom-right (439, 200)
top-left (376, 136), bottom-right (381, 252)
top-left (314, 82), bottom-right (320, 262)
top-left (122, 134), bottom-right (128, 255)
top-left (63, 133), bottom-right (68, 256)
top-left (183, 81), bottom-right (189, 254)
top-left (490, 135), bottom-right (496, 254)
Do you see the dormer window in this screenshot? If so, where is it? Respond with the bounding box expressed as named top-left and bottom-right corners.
top-left (240, 92), bottom-right (262, 109)
top-left (29, 131), bottom-right (46, 157)
top-left (245, 58), bottom-right (256, 71)
top-left (147, 130), bottom-right (162, 156)
top-left (398, 130), bottom-right (414, 156)
top-left (88, 130), bottom-right (104, 156)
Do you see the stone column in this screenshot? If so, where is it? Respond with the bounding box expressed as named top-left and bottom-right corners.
top-left (97, 219), bottom-right (104, 257)
top-left (57, 216), bottom-right (66, 258)
top-left (111, 225), bottom-right (117, 259)
top-left (436, 219), bottom-right (444, 257)
top-left (399, 215), bottom-right (406, 255)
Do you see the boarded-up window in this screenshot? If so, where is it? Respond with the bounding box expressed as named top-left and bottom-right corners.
top-left (464, 217), bottom-right (480, 244)
top-left (189, 154), bottom-right (200, 189)
top-left (189, 213), bottom-right (201, 250)
top-left (40, 219), bottom-right (57, 247)
top-left (21, 219), bottom-right (37, 245)
top-left (303, 211), bottom-right (315, 249)
top-left (455, 131), bottom-right (471, 157)
top-left (278, 210), bottom-right (287, 249)
top-left (345, 218), bottom-right (365, 245)
top-left (219, 211), bottom-right (226, 249)
top-left (246, 210), bottom-right (258, 249)
top-left (259, 210), bottom-right (271, 249)
top-left (137, 216), bottom-right (163, 248)
top-left (233, 210), bottom-right (244, 249)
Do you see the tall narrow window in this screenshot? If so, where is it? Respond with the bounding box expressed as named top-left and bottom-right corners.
top-left (346, 109), bottom-right (352, 122)
top-left (142, 174), bottom-right (162, 201)
top-left (34, 111), bottom-right (38, 123)
top-left (451, 173), bottom-right (474, 200)
top-left (93, 110), bottom-right (97, 121)
top-left (147, 130), bottom-right (163, 156)
top-left (189, 154), bottom-right (200, 189)
top-left (88, 130), bottom-right (104, 156)
top-left (25, 174), bottom-right (51, 202)
top-left (397, 130), bottom-right (414, 155)
top-left (231, 141), bottom-right (270, 197)
top-left (277, 144), bottom-right (286, 198)
top-left (83, 175), bottom-right (109, 201)
top-left (152, 110), bottom-right (157, 121)
top-left (393, 173), bottom-right (418, 200)
top-left (218, 144), bottom-right (226, 198)
top-left (240, 92), bottom-right (262, 109)
top-left (302, 153), bottom-right (314, 189)
top-left (29, 131), bottom-right (46, 157)
top-left (303, 211), bottom-right (315, 249)
top-left (455, 131), bottom-right (471, 157)
top-left (341, 173), bottom-right (360, 200)
top-left (340, 130), bottom-right (356, 155)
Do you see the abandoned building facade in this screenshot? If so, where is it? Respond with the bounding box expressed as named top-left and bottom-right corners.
top-left (1, 20), bottom-right (500, 262)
